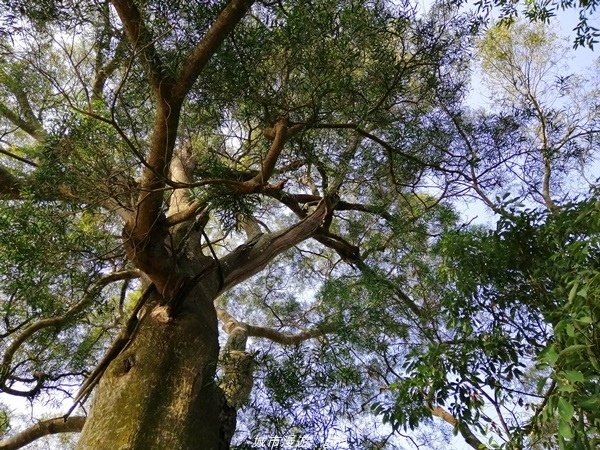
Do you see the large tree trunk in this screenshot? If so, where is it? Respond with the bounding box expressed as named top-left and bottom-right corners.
top-left (76, 281), bottom-right (226, 450)
top-left (75, 142), bottom-right (330, 448)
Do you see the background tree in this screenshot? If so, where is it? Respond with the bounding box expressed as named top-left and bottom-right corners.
top-left (472, 0), bottom-right (600, 48)
top-left (381, 19), bottom-right (600, 450)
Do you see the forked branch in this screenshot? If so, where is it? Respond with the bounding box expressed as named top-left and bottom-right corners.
top-left (172, 0), bottom-right (256, 102)
top-left (120, 0), bottom-right (256, 248)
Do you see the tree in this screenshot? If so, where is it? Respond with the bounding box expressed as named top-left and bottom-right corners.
top-left (380, 20), bottom-right (600, 450)
top-left (0, 2), bottom-right (597, 450)
top-left (0, 1), bottom-right (474, 449)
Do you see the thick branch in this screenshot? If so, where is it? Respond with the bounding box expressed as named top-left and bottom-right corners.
top-left (239, 119), bottom-right (288, 191)
top-left (313, 231), bottom-right (361, 265)
top-left (110, 0), bottom-right (167, 90)
top-left (0, 102), bottom-right (44, 142)
top-left (0, 68), bottom-right (46, 142)
top-left (124, 1), bottom-right (255, 249)
top-left (430, 406), bottom-right (488, 450)
top-left (0, 147), bottom-right (38, 167)
top-left (111, 0), bottom-right (182, 241)
top-left (92, 37), bottom-right (128, 102)
top-left (166, 200), bottom-right (206, 226)
top-left (125, 99), bottom-right (182, 251)
top-left (172, 0), bottom-right (256, 102)
top-left (525, 88), bottom-right (559, 214)
top-left (0, 163), bottom-right (131, 221)
top-left (0, 416), bottom-right (85, 450)
top-left (220, 199), bottom-right (331, 292)
top-left (238, 214), bottom-right (262, 241)
top-left (167, 146), bottom-right (196, 217)
top-left (0, 166), bottom-right (22, 199)
top-left (262, 190), bottom-right (426, 323)
top-left (231, 120), bottom-right (304, 194)
top-left (309, 231), bottom-right (431, 334)
top-left (336, 200), bottom-right (395, 222)
top-left (247, 324), bottom-right (330, 345)
top-left (267, 191), bottom-right (397, 225)
top-left (263, 190), bottom-right (310, 219)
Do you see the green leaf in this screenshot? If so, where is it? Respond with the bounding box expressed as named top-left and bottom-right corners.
top-left (558, 419), bottom-right (574, 440)
top-left (577, 316), bottom-right (593, 324)
top-left (536, 377), bottom-right (548, 395)
top-left (540, 345), bottom-right (559, 366)
top-left (557, 345), bottom-right (588, 360)
top-left (563, 370), bottom-right (585, 383)
top-left (558, 398), bottom-right (575, 422)
top-left (557, 382), bottom-right (576, 393)
top-left (580, 396), bottom-right (600, 411)
top-left (568, 280), bottom-right (579, 303)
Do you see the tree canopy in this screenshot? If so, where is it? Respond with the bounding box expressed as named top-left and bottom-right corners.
top-left (0, 1), bottom-right (598, 449)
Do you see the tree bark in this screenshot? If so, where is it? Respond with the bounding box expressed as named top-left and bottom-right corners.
top-left (76, 184), bottom-right (330, 449)
top-left (76, 279), bottom-right (225, 450)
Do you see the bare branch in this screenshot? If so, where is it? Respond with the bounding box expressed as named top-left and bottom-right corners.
top-left (216, 308), bottom-right (334, 346)
top-left (430, 406), bottom-right (489, 450)
top-left (0, 416), bottom-right (85, 450)
top-left (440, 105), bottom-right (516, 220)
top-left (220, 199), bottom-right (331, 292)
top-left (305, 122), bottom-right (460, 176)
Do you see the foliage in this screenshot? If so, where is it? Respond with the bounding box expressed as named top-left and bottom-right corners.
top-left (0, 1), bottom-right (597, 449)
top-left (370, 18), bottom-right (600, 450)
top-left (472, 0), bottom-right (600, 48)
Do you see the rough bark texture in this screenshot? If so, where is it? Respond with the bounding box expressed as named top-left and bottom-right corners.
top-left (74, 138), bottom-right (328, 448)
top-left (76, 282), bottom-right (223, 450)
